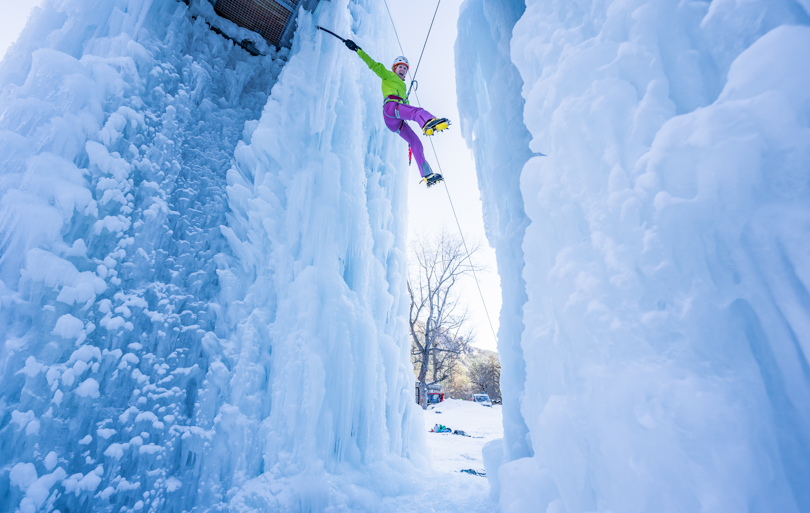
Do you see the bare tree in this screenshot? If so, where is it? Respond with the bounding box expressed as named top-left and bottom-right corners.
top-left (467, 351), bottom-right (501, 402)
top-left (408, 232), bottom-right (481, 409)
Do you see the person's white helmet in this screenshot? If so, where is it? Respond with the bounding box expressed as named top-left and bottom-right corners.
top-left (392, 56), bottom-right (409, 72)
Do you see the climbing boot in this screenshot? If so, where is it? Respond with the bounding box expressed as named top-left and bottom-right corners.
top-left (424, 173), bottom-right (444, 187)
top-left (420, 162), bottom-right (443, 187)
top-left (422, 117), bottom-right (450, 136)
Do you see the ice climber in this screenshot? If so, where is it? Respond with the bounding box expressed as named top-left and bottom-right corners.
top-left (343, 39), bottom-right (449, 188)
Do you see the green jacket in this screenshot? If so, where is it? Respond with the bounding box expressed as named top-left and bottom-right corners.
top-left (358, 49), bottom-right (409, 105)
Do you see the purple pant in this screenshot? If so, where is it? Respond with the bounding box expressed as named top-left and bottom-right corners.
top-left (383, 101), bottom-right (434, 177)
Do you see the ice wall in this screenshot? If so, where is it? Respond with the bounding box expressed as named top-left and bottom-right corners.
top-left (0, 0), bottom-right (422, 511)
top-left (211, 1), bottom-right (427, 509)
top-left (454, 0), bottom-right (534, 481)
top-left (457, 0), bottom-right (810, 511)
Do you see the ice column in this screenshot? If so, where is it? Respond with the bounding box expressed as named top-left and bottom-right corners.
top-left (458, 0), bottom-right (810, 511)
top-left (202, 1), bottom-right (425, 509)
top-left (454, 0), bottom-right (534, 495)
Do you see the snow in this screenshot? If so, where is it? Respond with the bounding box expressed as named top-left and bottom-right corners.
top-left (423, 399), bottom-right (502, 476)
top-left (456, 0), bottom-right (810, 511)
top-left (52, 314), bottom-right (85, 339)
top-left (10, 462), bottom-right (38, 491)
top-left (43, 451), bottom-right (58, 471)
top-left (360, 400), bottom-right (501, 513)
top-left (74, 378), bottom-right (100, 398)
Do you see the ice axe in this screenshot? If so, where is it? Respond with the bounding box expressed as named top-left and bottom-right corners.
top-left (318, 25), bottom-right (417, 98)
top-left (317, 26), bottom-right (361, 52)
top-left (316, 25), bottom-right (346, 43)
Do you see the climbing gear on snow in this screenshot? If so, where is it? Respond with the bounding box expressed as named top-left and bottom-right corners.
top-left (392, 56), bottom-right (409, 72)
top-left (408, 147), bottom-right (412, 166)
top-left (431, 424), bottom-right (452, 433)
top-left (422, 117), bottom-right (450, 136)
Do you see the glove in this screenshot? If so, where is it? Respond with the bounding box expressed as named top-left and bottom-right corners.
top-left (344, 39), bottom-right (360, 52)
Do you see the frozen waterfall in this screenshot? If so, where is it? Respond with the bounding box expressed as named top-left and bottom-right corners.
top-left (5, 0), bottom-right (810, 510)
top-left (0, 0), bottom-right (436, 511)
top-left (456, 0), bottom-right (810, 511)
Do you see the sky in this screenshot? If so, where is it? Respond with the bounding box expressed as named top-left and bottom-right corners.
top-left (0, 1), bottom-right (43, 62)
top-left (0, 0), bottom-right (502, 352)
top-left (384, 0), bottom-right (502, 352)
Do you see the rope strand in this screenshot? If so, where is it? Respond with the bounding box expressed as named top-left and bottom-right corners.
top-left (381, 0), bottom-right (499, 345)
top-left (427, 136), bottom-right (499, 344)
top-left (381, 0), bottom-right (406, 56)
top-left (408, 0), bottom-right (442, 97)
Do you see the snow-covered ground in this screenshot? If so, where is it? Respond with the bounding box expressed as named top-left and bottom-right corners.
top-left (424, 399), bottom-right (502, 476)
top-left (375, 400), bottom-right (501, 513)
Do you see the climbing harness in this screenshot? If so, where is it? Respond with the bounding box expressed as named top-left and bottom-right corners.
top-left (381, 0), bottom-right (499, 344)
top-left (383, 94), bottom-right (406, 106)
top-left (382, 95), bottom-right (406, 134)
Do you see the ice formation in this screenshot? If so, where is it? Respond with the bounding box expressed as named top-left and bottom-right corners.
top-left (455, 0), bottom-right (534, 473)
top-left (0, 0), bottom-right (427, 511)
top-left (457, 0), bottom-right (810, 511)
top-left (6, 0), bottom-right (808, 509)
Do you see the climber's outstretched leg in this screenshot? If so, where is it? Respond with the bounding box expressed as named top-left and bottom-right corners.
top-left (397, 124), bottom-right (443, 187)
top-left (388, 102), bottom-right (434, 128)
top-left (398, 122), bottom-right (433, 178)
top-left (386, 102), bottom-right (450, 136)
top-left (383, 102), bottom-right (444, 186)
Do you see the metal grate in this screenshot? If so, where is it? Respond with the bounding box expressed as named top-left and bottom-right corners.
top-left (214, 0), bottom-right (294, 47)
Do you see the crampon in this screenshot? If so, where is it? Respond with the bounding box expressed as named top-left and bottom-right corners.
top-left (422, 117), bottom-right (451, 136)
top-left (422, 172), bottom-right (444, 188)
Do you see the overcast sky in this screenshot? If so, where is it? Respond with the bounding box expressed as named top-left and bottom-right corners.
top-left (386, 0), bottom-right (502, 352)
top-left (0, 0), bottom-right (503, 352)
top-left (0, 1), bottom-right (43, 62)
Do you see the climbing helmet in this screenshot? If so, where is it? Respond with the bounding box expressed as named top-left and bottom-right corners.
top-left (392, 56), bottom-right (409, 72)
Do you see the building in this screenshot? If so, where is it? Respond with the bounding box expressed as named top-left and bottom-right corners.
top-left (212, 0), bottom-right (320, 47)
top-left (414, 382), bottom-right (445, 405)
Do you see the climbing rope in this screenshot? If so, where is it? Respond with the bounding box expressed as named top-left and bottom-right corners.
top-left (407, 0), bottom-right (442, 97)
top-left (381, 0), bottom-right (499, 345)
